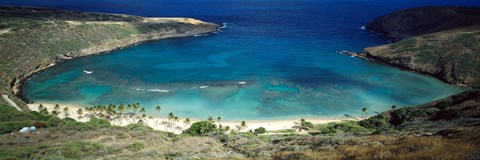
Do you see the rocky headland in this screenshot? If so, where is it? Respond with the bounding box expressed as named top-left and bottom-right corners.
top-left (0, 6), bottom-right (219, 109)
top-left (362, 6), bottom-right (480, 87)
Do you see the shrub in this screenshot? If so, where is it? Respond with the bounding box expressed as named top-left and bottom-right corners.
top-left (0, 150), bottom-right (19, 159)
top-left (117, 132), bottom-right (128, 139)
top-left (61, 141), bottom-right (115, 158)
top-left (86, 117), bottom-right (111, 128)
top-left (127, 141), bottom-right (145, 151)
top-left (187, 121), bottom-right (216, 135)
top-left (0, 104), bottom-right (35, 121)
top-left (315, 121), bottom-right (371, 135)
top-left (358, 114), bottom-right (391, 130)
top-left (47, 117), bottom-right (62, 127)
top-left (126, 123), bottom-right (154, 131)
top-left (0, 120), bottom-right (32, 134)
top-left (390, 107), bottom-right (439, 125)
top-left (17, 143), bottom-right (51, 159)
top-left (301, 121), bottom-right (315, 129)
top-left (28, 111), bottom-right (53, 121)
top-left (60, 120), bottom-right (93, 131)
top-left (254, 127), bottom-right (267, 134)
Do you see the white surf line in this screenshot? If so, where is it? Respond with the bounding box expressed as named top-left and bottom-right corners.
top-left (2, 94), bottom-right (22, 111)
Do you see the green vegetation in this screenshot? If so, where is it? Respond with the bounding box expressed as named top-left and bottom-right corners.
top-left (127, 141), bottom-right (145, 151)
top-left (390, 38), bottom-right (416, 49)
top-left (0, 103), bottom-right (54, 134)
top-left (315, 120), bottom-right (372, 135)
top-left (0, 90), bottom-right (479, 159)
top-left (6, 141), bottom-right (119, 159)
top-left (453, 32), bottom-right (479, 47)
top-left (299, 118), bottom-right (314, 129)
top-left (187, 121), bottom-right (216, 135)
top-left (126, 123), bottom-right (154, 131)
top-left (367, 26), bottom-right (480, 87)
top-left (358, 115), bottom-right (392, 131)
top-left (254, 127), bottom-right (267, 134)
top-left (0, 6), bottom-right (217, 109)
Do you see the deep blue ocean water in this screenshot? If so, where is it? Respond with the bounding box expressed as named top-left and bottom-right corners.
top-left (5, 0), bottom-right (478, 120)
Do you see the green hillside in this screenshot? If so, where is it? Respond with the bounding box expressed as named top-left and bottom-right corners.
top-left (0, 6), bottom-right (218, 109)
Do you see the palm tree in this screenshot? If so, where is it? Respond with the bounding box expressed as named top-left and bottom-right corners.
top-left (240, 121), bottom-right (247, 131)
top-left (173, 116), bottom-right (179, 131)
top-left (127, 104), bottom-right (133, 112)
top-left (77, 108), bottom-right (84, 119)
top-left (38, 104), bottom-right (44, 112)
top-left (167, 112), bottom-right (175, 131)
top-left (217, 116), bottom-right (222, 123)
top-left (155, 106), bottom-right (161, 115)
top-left (63, 107), bottom-right (70, 119)
top-left (117, 104), bottom-right (125, 122)
top-left (168, 112), bottom-right (174, 121)
top-left (361, 107), bottom-right (368, 119)
top-left (51, 110), bottom-right (59, 117)
top-left (118, 104), bottom-right (125, 113)
top-left (38, 104), bottom-right (48, 114)
top-left (391, 105), bottom-right (397, 111)
top-left (54, 104), bottom-right (60, 112)
top-left (184, 118), bottom-right (191, 128)
top-left (40, 107), bottom-right (49, 115)
top-left (140, 107), bottom-right (146, 114)
top-left (133, 104), bottom-right (139, 114)
top-left (208, 116), bottom-right (214, 123)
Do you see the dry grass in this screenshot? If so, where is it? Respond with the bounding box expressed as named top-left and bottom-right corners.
top-left (272, 127), bottom-right (480, 160)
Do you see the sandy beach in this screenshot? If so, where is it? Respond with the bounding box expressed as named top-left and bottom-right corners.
top-left (28, 103), bottom-right (349, 134)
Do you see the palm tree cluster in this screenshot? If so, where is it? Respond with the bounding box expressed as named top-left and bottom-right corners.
top-left (79, 103), bottom-right (149, 124)
top-left (37, 104), bottom-right (49, 115)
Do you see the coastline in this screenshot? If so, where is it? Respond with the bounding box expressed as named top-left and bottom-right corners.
top-left (338, 50), bottom-right (469, 88)
top-left (28, 103), bottom-right (348, 134)
top-left (13, 19), bottom-right (220, 103)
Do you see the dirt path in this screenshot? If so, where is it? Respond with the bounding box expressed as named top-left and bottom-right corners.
top-left (2, 95), bottom-right (22, 111)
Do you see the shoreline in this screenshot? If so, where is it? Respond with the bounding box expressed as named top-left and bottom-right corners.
top-left (337, 50), bottom-right (469, 88)
top-left (13, 21), bottom-right (220, 103)
top-left (28, 103), bottom-right (349, 134)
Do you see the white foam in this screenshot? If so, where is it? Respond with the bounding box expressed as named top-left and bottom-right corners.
top-left (219, 23), bottom-right (227, 29)
top-left (146, 89), bottom-right (170, 93)
top-left (238, 81), bottom-right (247, 85)
top-left (359, 26), bottom-right (366, 30)
top-left (199, 86), bottom-right (209, 89)
top-left (83, 70), bottom-right (93, 74)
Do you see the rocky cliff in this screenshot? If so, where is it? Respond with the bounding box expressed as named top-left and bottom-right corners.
top-left (0, 6), bottom-right (219, 108)
top-left (363, 6), bottom-right (480, 87)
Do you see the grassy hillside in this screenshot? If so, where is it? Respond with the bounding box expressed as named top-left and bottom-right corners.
top-left (364, 26), bottom-right (480, 87)
top-left (0, 6), bottom-right (218, 109)
top-left (363, 6), bottom-right (480, 87)
top-left (0, 90), bottom-right (479, 159)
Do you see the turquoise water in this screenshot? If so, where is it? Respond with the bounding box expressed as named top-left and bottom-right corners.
top-left (16, 0), bottom-right (472, 120)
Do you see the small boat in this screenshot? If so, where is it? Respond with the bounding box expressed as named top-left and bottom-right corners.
top-left (350, 55), bottom-right (355, 57)
top-left (83, 70), bottom-right (93, 74)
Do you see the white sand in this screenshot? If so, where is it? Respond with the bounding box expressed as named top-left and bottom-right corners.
top-left (143, 18), bottom-right (209, 25)
top-left (28, 103), bottom-right (350, 134)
